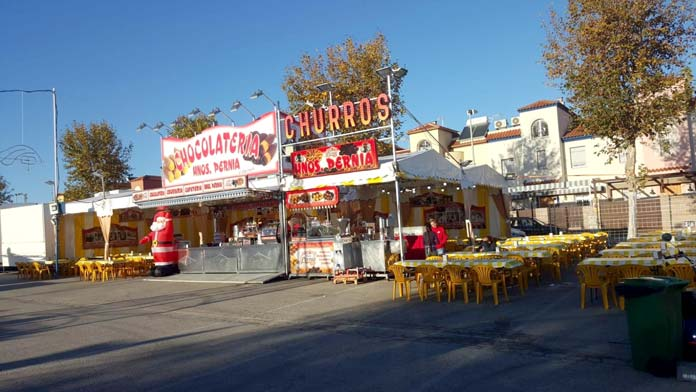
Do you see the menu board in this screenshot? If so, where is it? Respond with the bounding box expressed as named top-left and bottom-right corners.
top-left (286, 186), bottom-right (339, 210)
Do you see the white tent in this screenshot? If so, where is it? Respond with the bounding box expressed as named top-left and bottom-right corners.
top-left (284, 149), bottom-right (475, 190)
top-left (461, 164), bottom-right (508, 190)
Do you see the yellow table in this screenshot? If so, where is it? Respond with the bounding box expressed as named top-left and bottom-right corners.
top-left (395, 258), bottom-right (523, 269)
top-left (579, 257), bottom-right (690, 267)
top-left (614, 241), bottom-right (696, 249)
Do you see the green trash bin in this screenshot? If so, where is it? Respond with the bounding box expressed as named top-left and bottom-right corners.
top-left (615, 276), bottom-right (689, 377)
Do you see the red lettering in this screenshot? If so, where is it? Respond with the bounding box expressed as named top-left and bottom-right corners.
top-left (187, 145), bottom-right (195, 163)
top-left (358, 98), bottom-right (372, 126)
top-left (342, 101), bottom-right (356, 129)
top-left (285, 115), bottom-right (295, 140)
top-left (215, 134), bottom-right (223, 155)
top-left (328, 104), bottom-right (340, 131)
top-left (376, 93), bottom-right (391, 121)
top-left (201, 136), bottom-right (209, 157)
top-left (250, 133), bottom-right (260, 160)
top-left (237, 133), bottom-right (246, 155)
top-left (195, 139), bottom-right (202, 160)
top-left (230, 132), bottom-right (237, 153)
top-left (312, 108), bottom-right (325, 135)
top-left (299, 111), bottom-right (311, 138)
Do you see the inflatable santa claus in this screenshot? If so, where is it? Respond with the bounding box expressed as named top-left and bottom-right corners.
top-left (140, 207), bottom-right (180, 277)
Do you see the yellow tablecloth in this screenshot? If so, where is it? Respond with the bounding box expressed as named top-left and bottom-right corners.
top-left (395, 258), bottom-right (523, 269)
top-left (614, 241), bottom-right (696, 249)
top-left (579, 257), bottom-right (690, 267)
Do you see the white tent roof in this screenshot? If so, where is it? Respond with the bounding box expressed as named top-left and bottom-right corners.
top-left (284, 149), bottom-right (475, 190)
top-left (461, 164), bottom-right (509, 190)
top-left (64, 189), bottom-right (137, 214)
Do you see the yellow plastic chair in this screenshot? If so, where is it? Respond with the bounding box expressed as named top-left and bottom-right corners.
top-left (471, 265), bottom-right (508, 306)
top-left (616, 264), bottom-right (652, 310)
top-left (389, 265), bottom-right (415, 301)
top-left (442, 265), bottom-right (472, 303)
top-left (576, 265), bottom-right (617, 310)
top-left (32, 261), bottom-right (52, 280)
top-left (539, 248), bottom-right (562, 282)
top-left (503, 255), bottom-right (527, 295)
top-left (665, 264), bottom-right (695, 288)
top-left (416, 265), bottom-right (445, 302)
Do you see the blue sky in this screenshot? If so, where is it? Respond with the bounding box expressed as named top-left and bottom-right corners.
top-left (1, 0), bottom-right (561, 203)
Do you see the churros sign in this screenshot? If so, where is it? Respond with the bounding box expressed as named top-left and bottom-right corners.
top-left (160, 112), bottom-right (278, 187)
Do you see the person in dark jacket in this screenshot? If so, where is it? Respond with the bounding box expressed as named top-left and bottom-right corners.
top-left (423, 225), bottom-right (437, 257)
top-left (479, 235), bottom-right (496, 252)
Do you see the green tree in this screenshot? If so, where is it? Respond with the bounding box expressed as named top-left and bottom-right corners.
top-left (543, 0), bottom-right (695, 238)
top-left (282, 33), bottom-right (405, 153)
top-left (60, 121), bottom-right (133, 201)
top-left (0, 176), bottom-right (13, 205)
top-left (168, 113), bottom-right (216, 139)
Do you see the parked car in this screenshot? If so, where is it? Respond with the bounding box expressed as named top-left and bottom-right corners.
top-left (510, 227), bottom-right (526, 237)
top-left (508, 217), bottom-right (561, 236)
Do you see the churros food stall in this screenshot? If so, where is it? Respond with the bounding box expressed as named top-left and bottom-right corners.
top-left (132, 112), bottom-right (288, 276)
top-left (285, 141), bottom-right (477, 273)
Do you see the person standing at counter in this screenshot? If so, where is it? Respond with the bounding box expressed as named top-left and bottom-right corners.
top-left (423, 225), bottom-right (437, 257)
top-left (430, 218), bottom-right (447, 256)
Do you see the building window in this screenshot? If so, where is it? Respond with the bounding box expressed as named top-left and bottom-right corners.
top-left (536, 149), bottom-right (547, 170)
top-left (501, 158), bottom-right (515, 175)
top-left (417, 139), bottom-right (431, 151)
top-left (531, 119), bottom-right (549, 138)
top-left (570, 146), bottom-right (586, 168)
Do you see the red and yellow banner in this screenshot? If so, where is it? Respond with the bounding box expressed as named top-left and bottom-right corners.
top-left (133, 176), bottom-right (246, 203)
top-left (290, 139), bottom-right (378, 179)
top-left (160, 112), bottom-right (278, 187)
top-left (286, 186), bottom-right (339, 210)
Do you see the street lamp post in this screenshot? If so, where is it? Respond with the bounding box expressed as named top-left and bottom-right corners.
top-left (136, 122), bottom-right (164, 138)
top-left (93, 172), bottom-right (106, 199)
top-left (466, 109), bottom-right (477, 165)
top-left (208, 107), bottom-right (236, 126)
top-left (230, 100), bottom-right (256, 121)
top-left (249, 89), bottom-right (289, 276)
top-left (315, 82), bottom-right (333, 106)
top-left (376, 65), bottom-right (408, 263)
top-left (0, 88), bottom-right (60, 276)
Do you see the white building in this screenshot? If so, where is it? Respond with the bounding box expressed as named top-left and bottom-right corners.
top-left (404, 98), bottom-right (696, 202)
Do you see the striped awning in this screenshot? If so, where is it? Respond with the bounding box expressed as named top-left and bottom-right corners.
top-left (135, 189), bottom-right (271, 209)
top-left (507, 180), bottom-right (593, 194)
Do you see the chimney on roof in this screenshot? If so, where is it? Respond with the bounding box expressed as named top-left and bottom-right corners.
top-left (558, 97), bottom-right (565, 105)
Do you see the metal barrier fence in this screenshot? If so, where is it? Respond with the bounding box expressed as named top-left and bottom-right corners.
top-left (178, 244), bottom-right (283, 274)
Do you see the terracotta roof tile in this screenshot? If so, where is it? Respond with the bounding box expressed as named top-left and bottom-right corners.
top-left (647, 165), bottom-right (689, 173)
top-left (518, 99), bottom-right (570, 113)
top-left (562, 125), bottom-right (590, 140)
top-left (406, 122), bottom-right (459, 136)
top-left (486, 128), bottom-right (521, 141)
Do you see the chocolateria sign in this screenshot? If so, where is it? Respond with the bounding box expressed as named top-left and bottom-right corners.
top-left (160, 113), bottom-right (278, 187)
top-left (291, 139), bottom-right (378, 179)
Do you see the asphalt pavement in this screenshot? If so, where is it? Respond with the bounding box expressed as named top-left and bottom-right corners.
top-left (0, 269), bottom-right (693, 391)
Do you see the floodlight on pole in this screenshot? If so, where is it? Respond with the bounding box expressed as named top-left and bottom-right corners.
top-left (375, 64), bottom-right (408, 262)
top-left (230, 100), bottom-right (256, 120)
top-left (466, 109), bottom-right (478, 165)
top-left (136, 122), bottom-right (164, 138)
top-left (208, 107), bottom-right (235, 126)
top-left (188, 108), bottom-right (202, 118)
top-left (250, 88), bottom-right (288, 276)
top-left (93, 172), bottom-right (106, 200)
top-left (315, 82), bottom-right (334, 106)
top-left (152, 121), bottom-right (173, 134)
